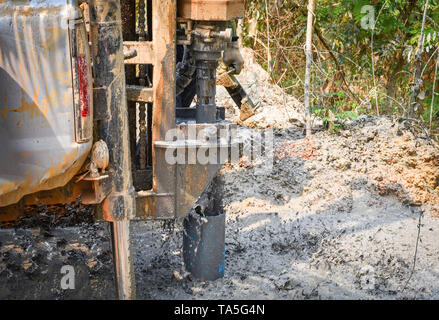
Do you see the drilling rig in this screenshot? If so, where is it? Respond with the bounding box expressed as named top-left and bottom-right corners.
top-left (0, 0), bottom-right (245, 299)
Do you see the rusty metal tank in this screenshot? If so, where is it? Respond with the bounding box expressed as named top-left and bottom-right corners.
top-left (177, 0), bottom-right (245, 21)
top-left (0, 0), bottom-right (93, 207)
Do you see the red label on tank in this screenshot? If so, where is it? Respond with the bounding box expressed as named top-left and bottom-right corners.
top-left (77, 56), bottom-right (90, 117)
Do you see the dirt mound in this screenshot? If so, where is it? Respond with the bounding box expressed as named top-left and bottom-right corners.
top-left (219, 47), bottom-right (439, 218)
top-left (309, 116), bottom-right (439, 216)
top-left (211, 114), bottom-right (439, 299)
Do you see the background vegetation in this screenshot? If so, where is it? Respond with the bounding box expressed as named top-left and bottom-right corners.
top-left (240, 0), bottom-right (439, 137)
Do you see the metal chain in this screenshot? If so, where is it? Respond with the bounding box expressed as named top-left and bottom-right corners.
top-left (138, 0), bottom-right (147, 170)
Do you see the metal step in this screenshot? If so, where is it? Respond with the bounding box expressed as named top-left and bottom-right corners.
top-left (126, 85), bottom-right (153, 103)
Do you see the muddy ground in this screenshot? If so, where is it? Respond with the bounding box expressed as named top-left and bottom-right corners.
top-left (1, 49), bottom-right (439, 300)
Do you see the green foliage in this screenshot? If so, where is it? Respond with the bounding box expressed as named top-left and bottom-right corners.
top-left (312, 106), bottom-right (362, 133)
top-left (241, 0), bottom-right (439, 137)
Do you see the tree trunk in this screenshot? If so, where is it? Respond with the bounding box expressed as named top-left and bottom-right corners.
top-left (304, 0), bottom-right (315, 137)
top-left (409, 0), bottom-right (429, 118)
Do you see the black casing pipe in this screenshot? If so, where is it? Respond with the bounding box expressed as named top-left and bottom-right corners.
top-left (183, 176), bottom-right (226, 281)
top-left (183, 212), bottom-right (226, 281)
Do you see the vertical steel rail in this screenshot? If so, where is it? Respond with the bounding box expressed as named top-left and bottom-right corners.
top-left (121, 0), bottom-right (138, 173)
top-left (151, 0), bottom-right (176, 193)
top-left (110, 220), bottom-right (135, 299)
top-left (89, 0), bottom-right (136, 300)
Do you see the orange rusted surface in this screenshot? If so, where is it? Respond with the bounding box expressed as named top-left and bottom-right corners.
top-left (123, 41), bottom-right (154, 65)
top-left (177, 0), bottom-right (245, 21)
top-left (0, 151), bottom-right (89, 207)
top-left (22, 181), bottom-right (85, 206)
top-left (0, 203), bottom-right (22, 222)
top-left (0, 1), bottom-right (92, 208)
top-left (151, 0), bottom-right (176, 205)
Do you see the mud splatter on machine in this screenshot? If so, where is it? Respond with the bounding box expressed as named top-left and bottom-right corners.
top-left (0, 0), bottom-right (244, 299)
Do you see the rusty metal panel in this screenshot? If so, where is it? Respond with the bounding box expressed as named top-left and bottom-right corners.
top-left (126, 85), bottom-right (153, 103)
top-left (177, 0), bottom-right (245, 21)
top-left (122, 1), bottom-right (240, 220)
top-left (152, 0), bottom-right (176, 143)
top-left (151, 0), bottom-right (177, 218)
top-left (123, 41), bottom-right (153, 65)
top-left (0, 1), bottom-right (92, 207)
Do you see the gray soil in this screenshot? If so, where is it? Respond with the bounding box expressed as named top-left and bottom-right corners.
top-left (1, 49), bottom-right (439, 300)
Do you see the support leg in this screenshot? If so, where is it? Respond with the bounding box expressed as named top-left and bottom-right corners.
top-left (110, 220), bottom-right (136, 300)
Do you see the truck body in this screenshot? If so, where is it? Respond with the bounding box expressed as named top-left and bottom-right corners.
top-left (0, 0), bottom-right (92, 207)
